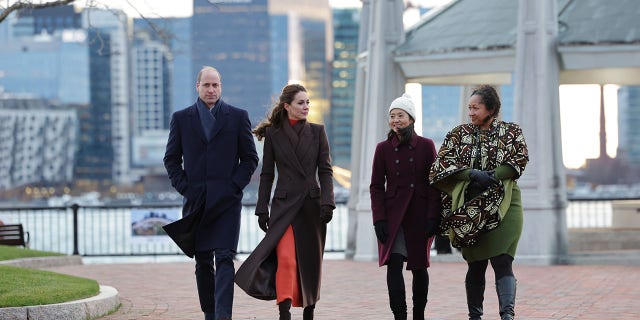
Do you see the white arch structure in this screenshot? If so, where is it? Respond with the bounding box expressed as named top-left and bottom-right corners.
top-left (348, 0), bottom-right (640, 265)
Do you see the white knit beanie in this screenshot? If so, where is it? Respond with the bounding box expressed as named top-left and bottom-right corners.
top-left (388, 93), bottom-right (416, 120)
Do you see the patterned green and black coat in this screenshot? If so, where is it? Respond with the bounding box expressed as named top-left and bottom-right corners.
top-left (429, 119), bottom-right (529, 262)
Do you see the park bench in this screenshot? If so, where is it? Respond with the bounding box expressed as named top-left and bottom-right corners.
top-left (0, 224), bottom-right (30, 247)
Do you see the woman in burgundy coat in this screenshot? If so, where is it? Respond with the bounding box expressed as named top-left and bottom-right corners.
top-left (235, 84), bottom-right (335, 320)
top-left (370, 93), bottom-right (442, 320)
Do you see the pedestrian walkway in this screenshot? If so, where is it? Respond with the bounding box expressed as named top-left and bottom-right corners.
top-left (45, 254), bottom-right (640, 320)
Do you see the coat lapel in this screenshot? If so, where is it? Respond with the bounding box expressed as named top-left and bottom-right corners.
top-left (272, 126), bottom-right (306, 176)
top-left (295, 122), bottom-right (313, 163)
top-left (210, 101), bottom-right (229, 141)
top-left (187, 104), bottom-right (208, 144)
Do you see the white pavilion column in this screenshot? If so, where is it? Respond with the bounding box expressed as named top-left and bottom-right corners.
top-left (345, 0), bottom-right (372, 259)
top-left (513, 0), bottom-right (568, 264)
top-left (350, 0), bottom-right (406, 261)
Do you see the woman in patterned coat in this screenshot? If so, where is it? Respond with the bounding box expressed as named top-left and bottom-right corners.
top-left (370, 94), bottom-right (442, 320)
top-left (429, 85), bottom-right (529, 320)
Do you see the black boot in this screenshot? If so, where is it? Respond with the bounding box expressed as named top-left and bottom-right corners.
top-left (411, 270), bottom-right (428, 320)
top-left (278, 299), bottom-right (291, 320)
top-left (389, 290), bottom-right (408, 320)
top-left (465, 280), bottom-right (485, 320)
top-left (303, 304), bottom-right (315, 320)
top-left (387, 254), bottom-right (407, 320)
top-left (496, 276), bottom-right (516, 320)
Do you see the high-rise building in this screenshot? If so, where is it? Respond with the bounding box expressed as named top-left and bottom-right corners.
top-left (0, 6), bottom-right (88, 104)
top-left (329, 8), bottom-right (359, 169)
top-left (18, 5), bottom-right (82, 35)
top-left (81, 9), bottom-right (132, 185)
top-left (617, 86), bottom-right (640, 165)
top-left (0, 30), bottom-right (90, 104)
top-left (130, 32), bottom-right (172, 169)
top-left (131, 37), bottom-right (171, 136)
top-left (1, 6), bottom-right (133, 188)
top-left (0, 98), bottom-right (77, 191)
top-left (133, 17), bottom-right (192, 113)
top-left (74, 28), bottom-right (114, 184)
top-left (192, 0), bottom-right (271, 124)
top-left (192, 0), bottom-right (332, 125)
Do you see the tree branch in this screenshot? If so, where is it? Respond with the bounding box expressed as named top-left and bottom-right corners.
top-left (0, 0), bottom-right (76, 24)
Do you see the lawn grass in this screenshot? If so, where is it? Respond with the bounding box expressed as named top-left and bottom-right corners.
top-left (0, 265), bottom-right (99, 307)
top-left (0, 245), bottom-right (100, 308)
top-left (0, 244), bottom-right (64, 261)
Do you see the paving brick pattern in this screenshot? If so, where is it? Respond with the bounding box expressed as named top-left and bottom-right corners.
top-left (47, 259), bottom-right (640, 320)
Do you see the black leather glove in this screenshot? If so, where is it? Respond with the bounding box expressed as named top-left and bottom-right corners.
top-left (469, 169), bottom-right (498, 189)
top-left (319, 205), bottom-right (334, 224)
top-left (374, 220), bottom-right (389, 244)
top-left (425, 217), bottom-right (441, 238)
top-left (257, 214), bottom-right (269, 232)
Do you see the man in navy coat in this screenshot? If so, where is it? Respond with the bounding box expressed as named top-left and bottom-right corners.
top-left (164, 66), bottom-right (258, 320)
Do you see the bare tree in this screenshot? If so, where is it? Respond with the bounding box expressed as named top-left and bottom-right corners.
top-left (0, 0), bottom-right (76, 23)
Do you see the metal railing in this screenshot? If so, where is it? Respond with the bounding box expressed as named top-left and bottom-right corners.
top-left (0, 203), bottom-right (348, 256)
top-left (0, 197), bottom-right (637, 257)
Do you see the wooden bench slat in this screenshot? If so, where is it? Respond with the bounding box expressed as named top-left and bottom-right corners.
top-left (0, 224), bottom-right (30, 247)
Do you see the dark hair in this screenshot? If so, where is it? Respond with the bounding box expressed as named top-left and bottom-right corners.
top-left (253, 83), bottom-right (307, 140)
top-left (471, 85), bottom-right (501, 118)
top-left (387, 123), bottom-right (415, 144)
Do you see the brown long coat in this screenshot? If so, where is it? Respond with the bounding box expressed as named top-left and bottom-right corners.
top-left (235, 120), bottom-right (335, 307)
top-left (370, 133), bottom-right (441, 269)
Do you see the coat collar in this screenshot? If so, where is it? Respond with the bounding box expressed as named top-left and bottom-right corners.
top-left (188, 98), bottom-right (230, 143)
top-left (390, 131), bottom-right (418, 148)
top-left (271, 120), bottom-right (312, 176)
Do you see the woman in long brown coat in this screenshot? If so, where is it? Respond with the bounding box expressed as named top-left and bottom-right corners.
top-left (370, 93), bottom-right (442, 320)
top-left (235, 84), bottom-right (335, 320)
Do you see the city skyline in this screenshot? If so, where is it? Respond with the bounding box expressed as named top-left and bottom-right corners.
top-left (1, 1), bottom-right (629, 172)
top-left (97, 0), bottom-right (622, 170)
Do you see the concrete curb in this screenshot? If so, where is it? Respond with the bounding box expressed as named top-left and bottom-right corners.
top-left (0, 255), bottom-right (83, 269)
top-left (0, 256), bottom-right (120, 320)
top-left (0, 285), bottom-right (119, 320)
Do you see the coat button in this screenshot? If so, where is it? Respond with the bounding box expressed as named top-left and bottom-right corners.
top-left (395, 159), bottom-right (399, 164)
top-left (409, 157), bottom-right (414, 162)
top-left (396, 172), bottom-right (400, 176)
top-left (410, 183), bottom-right (414, 188)
top-left (394, 148), bottom-right (399, 152)
top-left (409, 146), bottom-right (413, 150)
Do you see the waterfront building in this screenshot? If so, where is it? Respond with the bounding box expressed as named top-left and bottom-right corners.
top-left (0, 98), bottom-right (77, 191)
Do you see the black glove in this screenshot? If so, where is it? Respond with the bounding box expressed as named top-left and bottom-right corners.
top-left (319, 205), bottom-right (334, 224)
top-left (425, 217), bottom-right (441, 238)
top-left (257, 214), bottom-right (269, 232)
top-left (468, 169), bottom-right (498, 189)
top-left (374, 220), bottom-right (389, 244)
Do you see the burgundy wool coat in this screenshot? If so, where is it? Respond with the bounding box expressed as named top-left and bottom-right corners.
top-left (235, 120), bottom-right (335, 307)
top-left (370, 133), bottom-right (441, 269)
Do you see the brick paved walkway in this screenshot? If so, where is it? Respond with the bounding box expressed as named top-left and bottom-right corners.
top-left (47, 257), bottom-right (640, 320)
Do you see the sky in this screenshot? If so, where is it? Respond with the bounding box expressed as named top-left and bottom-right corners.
top-left (83, 0), bottom-right (617, 169)
top-left (85, 0), bottom-right (454, 17)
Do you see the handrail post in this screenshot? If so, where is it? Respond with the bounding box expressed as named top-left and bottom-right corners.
top-left (71, 203), bottom-right (80, 255)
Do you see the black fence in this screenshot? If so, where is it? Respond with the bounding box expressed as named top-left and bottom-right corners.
top-left (1, 197), bottom-right (638, 257)
top-left (0, 203), bottom-right (348, 256)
